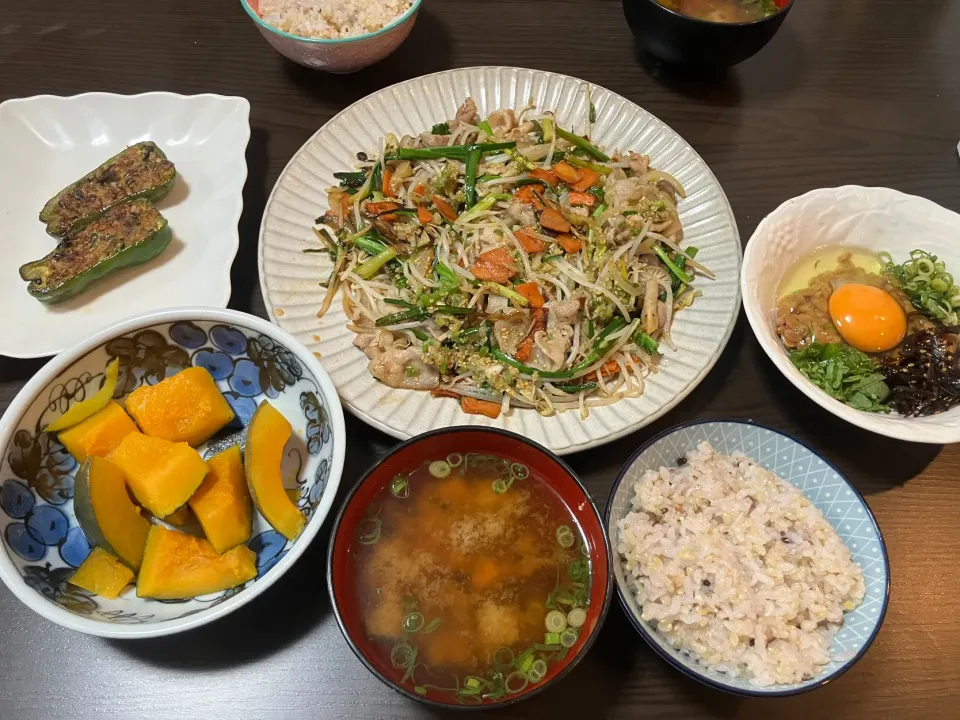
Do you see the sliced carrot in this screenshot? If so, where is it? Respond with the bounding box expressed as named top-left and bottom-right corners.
top-left (382, 169), bottom-right (395, 198)
top-left (572, 168), bottom-right (601, 192)
top-left (417, 205), bottom-right (434, 224)
top-left (339, 193), bottom-right (353, 218)
top-left (515, 282), bottom-right (545, 308)
top-left (515, 185), bottom-right (545, 210)
top-left (364, 201), bottom-right (401, 221)
top-left (471, 247), bottom-right (517, 283)
top-left (414, 183), bottom-right (427, 196)
top-left (431, 388), bottom-right (461, 399)
top-left (552, 161), bottom-right (582, 184)
top-left (568, 191), bottom-right (595, 207)
top-left (514, 228), bottom-right (546, 254)
top-left (594, 354), bottom-right (641, 380)
top-left (516, 308), bottom-right (548, 362)
top-left (540, 207), bottom-right (571, 233)
top-left (461, 396), bottom-right (502, 419)
top-left (471, 258), bottom-right (515, 283)
top-left (557, 234), bottom-right (582, 253)
top-left (432, 194), bottom-right (458, 222)
top-left (477, 246), bottom-right (516, 269)
top-left (529, 168), bottom-right (559, 187)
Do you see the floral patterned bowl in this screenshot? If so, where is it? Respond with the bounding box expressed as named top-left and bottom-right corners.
top-left (0, 307), bottom-right (345, 638)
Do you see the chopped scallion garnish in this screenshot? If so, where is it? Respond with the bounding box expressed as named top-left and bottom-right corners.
top-left (545, 609), bottom-right (568, 633)
top-left (428, 460), bottom-right (451, 478)
top-left (556, 525), bottom-right (575, 548)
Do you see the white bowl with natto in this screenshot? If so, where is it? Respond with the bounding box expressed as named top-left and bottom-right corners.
top-left (742, 185), bottom-right (960, 444)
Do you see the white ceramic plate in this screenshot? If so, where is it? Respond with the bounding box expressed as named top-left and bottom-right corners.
top-left (742, 185), bottom-right (960, 444)
top-left (258, 67), bottom-right (742, 455)
top-left (0, 93), bottom-right (250, 358)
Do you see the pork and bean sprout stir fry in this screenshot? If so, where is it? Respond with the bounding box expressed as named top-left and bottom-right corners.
top-left (312, 97), bottom-right (714, 419)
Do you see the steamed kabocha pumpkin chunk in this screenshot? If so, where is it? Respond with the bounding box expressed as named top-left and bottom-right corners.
top-left (163, 505), bottom-right (194, 526)
top-left (189, 445), bottom-right (253, 554)
top-left (69, 547), bottom-right (135, 599)
top-left (245, 401), bottom-right (305, 541)
top-left (107, 432), bottom-right (208, 517)
top-left (136, 525), bottom-right (257, 600)
top-left (58, 400), bottom-right (137, 463)
top-left (74, 456), bottom-right (150, 570)
top-left (124, 366), bottom-right (235, 446)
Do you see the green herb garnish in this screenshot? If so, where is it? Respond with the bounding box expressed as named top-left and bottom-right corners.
top-left (789, 343), bottom-right (890, 413)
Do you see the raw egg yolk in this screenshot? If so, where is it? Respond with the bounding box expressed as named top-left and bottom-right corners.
top-left (828, 283), bottom-right (906, 353)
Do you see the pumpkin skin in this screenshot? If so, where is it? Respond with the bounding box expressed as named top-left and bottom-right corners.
top-left (189, 445), bottom-right (252, 554)
top-left (58, 401), bottom-right (137, 463)
top-left (124, 366), bottom-right (235, 446)
top-left (136, 525), bottom-right (257, 600)
top-left (244, 402), bottom-right (305, 541)
top-left (45, 357), bottom-right (121, 432)
top-left (74, 456), bottom-right (150, 570)
top-left (69, 547), bottom-right (135, 599)
top-left (108, 432), bottom-right (209, 518)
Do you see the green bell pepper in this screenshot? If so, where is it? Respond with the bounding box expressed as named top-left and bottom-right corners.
top-left (20, 199), bottom-right (172, 304)
top-left (39, 141), bottom-right (176, 238)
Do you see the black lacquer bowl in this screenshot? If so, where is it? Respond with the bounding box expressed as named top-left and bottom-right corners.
top-left (623, 0), bottom-right (794, 68)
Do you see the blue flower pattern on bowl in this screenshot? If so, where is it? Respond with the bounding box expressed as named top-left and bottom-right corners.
top-left (606, 421), bottom-right (889, 696)
top-left (0, 321), bottom-right (337, 626)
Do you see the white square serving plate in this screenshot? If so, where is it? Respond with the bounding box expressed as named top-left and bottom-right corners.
top-left (0, 93), bottom-right (250, 358)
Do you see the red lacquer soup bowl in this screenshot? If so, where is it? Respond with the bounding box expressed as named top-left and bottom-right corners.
top-left (327, 427), bottom-right (613, 709)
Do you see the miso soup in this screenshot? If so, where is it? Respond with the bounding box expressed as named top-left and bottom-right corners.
top-left (349, 452), bottom-right (593, 704)
top-left (658, 0), bottom-right (782, 23)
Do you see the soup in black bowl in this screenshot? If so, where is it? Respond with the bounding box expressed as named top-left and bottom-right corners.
top-left (623, 0), bottom-right (793, 68)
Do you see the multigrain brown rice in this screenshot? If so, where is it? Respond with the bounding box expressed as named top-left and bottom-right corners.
top-left (258, 0), bottom-right (413, 39)
top-left (617, 442), bottom-right (865, 686)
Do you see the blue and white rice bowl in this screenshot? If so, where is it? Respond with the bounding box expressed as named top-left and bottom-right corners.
top-left (606, 420), bottom-right (889, 696)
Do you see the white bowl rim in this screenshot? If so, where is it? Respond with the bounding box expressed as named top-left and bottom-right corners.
top-left (0, 306), bottom-right (347, 639)
top-left (741, 184), bottom-right (960, 444)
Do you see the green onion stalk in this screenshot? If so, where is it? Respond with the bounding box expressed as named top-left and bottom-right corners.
top-left (386, 141), bottom-right (516, 162)
top-left (492, 317), bottom-right (629, 379)
top-left (555, 126), bottom-right (610, 162)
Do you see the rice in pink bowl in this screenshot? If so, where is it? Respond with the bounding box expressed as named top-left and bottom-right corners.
top-left (256, 0), bottom-right (414, 39)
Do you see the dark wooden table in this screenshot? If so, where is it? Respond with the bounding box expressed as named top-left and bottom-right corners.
top-left (2, 1), bottom-right (959, 718)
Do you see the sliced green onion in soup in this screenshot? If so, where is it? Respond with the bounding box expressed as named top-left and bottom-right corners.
top-left (493, 646), bottom-right (516, 670)
top-left (527, 659), bottom-right (548, 683)
top-left (515, 647), bottom-right (535, 673)
top-left (390, 474), bottom-right (409, 498)
top-left (560, 627), bottom-right (579, 648)
top-left (446, 453), bottom-right (463, 467)
top-left (510, 462), bottom-right (530, 479)
top-left (356, 517), bottom-right (381, 545)
top-left (568, 559), bottom-right (589, 581)
top-left (402, 612), bottom-right (425, 633)
top-left (429, 460), bottom-right (451, 478)
top-left (390, 642), bottom-right (416, 668)
top-left (505, 671), bottom-right (528, 694)
top-left (545, 631), bottom-right (562, 645)
top-left (545, 609), bottom-right (568, 633)
top-left (556, 525), bottom-right (575, 548)
top-left (492, 477), bottom-right (514, 494)
top-left (567, 607), bottom-right (587, 629)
